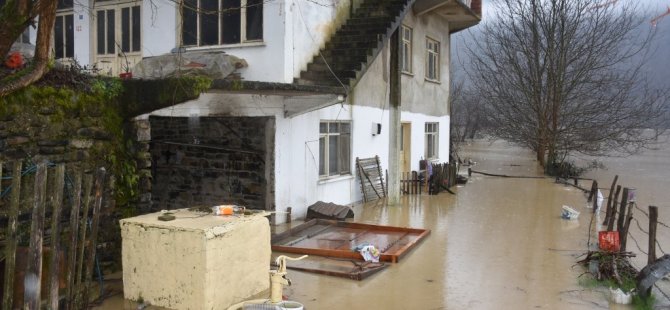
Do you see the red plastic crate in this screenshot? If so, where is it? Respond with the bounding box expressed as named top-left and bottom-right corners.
top-left (598, 231), bottom-right (620, 252)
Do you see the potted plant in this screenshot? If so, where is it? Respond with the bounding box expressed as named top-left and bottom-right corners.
top-left (118, 44), bottom-right (133, 79)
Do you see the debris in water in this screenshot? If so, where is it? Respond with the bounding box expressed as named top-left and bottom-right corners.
top-left (609, 287), bottom-right (632, 304)
top-left (561, 205), bottom-right (580, 220)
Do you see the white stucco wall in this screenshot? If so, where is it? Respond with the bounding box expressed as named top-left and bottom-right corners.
top-left (290, 0), bottom-right (350, 78)
top-left (71, 4), bottom-right (91, 65)
top-left (141, 0), bottom-right (176, 57)
top-left (134, 8), bottom-right (456, 223)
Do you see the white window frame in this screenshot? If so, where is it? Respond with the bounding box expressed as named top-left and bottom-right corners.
top-left (425, 122), bottom-right (439, 160)
top-left (181, 0), bottom-right (264, 47)
top-left (94, 2), bottom-right (142, 56)
top-left (425, 37), bottom-right (440, 82)
top-left (54, 11), bottom-right (74, 59)
top-left (401, 25), bottom-right (412, 74)
top-left (319, 121), bottom-right (352, 178)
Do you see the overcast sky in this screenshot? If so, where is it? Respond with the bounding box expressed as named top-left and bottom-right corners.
top-left (451, 0), bottom-right (670, 89)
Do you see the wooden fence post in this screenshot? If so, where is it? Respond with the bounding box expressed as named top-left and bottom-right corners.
top-left (616, 187), bottom-right (629, 234)
top-left (66, 169), bottom-right (83, 309)
top-left (24, 162), bottom-right (48, 310)
top-left (649, 206), bottom-right (658, 264)
top-left (603, 175), bottom-right (618, 226)
top-left (607, 185), bottom-right (622, 231)
top-left (3, 162), bottom-right (22, 309)
top-left (620, 202), bottom-right (634, 252)
top-left (74, 173), bottom-right (93, 307)
top-left (592, 180), bottom-right (599, 214)
top-left (48, 165), bottom-right (65, 310)
top-left (83, 168), bottom-right (106, 306)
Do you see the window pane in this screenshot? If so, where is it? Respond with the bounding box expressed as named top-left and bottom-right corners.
top-left (132, 6), bottom-right (141, 51)
top-left (246, 0), bottom-right (263, 40)
top-left (319, 137), bottom-right (326, 175)
top-left (65, 14), bottom-right (74, 57)
top-left (96, 11), bottom-right (105, 54)
top-left (222, 0), bottom-right (241, 44)
top-left (329, 135), bottom-right (338, 175)
top-left (95, 11), bottom-right (105, 54)
top-left (58, 0), bottom-right (73, 9)
top-left (329, 123), bottom-right (339, 133)
top-left (319, 122), bottom-right (328, 134)
top-left (20, 28), bottom-right (30, 43)
top-left (106, 10), bottom-right (115, 54)
top-left (340, 123), bottom-right (350, 134)
top-left (182, 0), bottom-right (197, 45)
top-left (340, 134), bottom-right (350, 174)
top-left (55, 16), bottom-right (64, 59)
top-left (427, 135), bottom-right (434, 158)
top-left (122, 7), bottom-right (130, 52)
top-left (200, 0), bottom-right (219, 46)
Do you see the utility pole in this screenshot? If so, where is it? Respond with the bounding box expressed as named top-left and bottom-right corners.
top-left (388, 28), bottom-right (401, 204)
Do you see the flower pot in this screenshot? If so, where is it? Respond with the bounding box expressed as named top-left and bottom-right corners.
top-left (119, 72), bottom-right (133, 79)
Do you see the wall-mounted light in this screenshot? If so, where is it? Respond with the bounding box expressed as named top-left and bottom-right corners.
top-left (371, 123), bottom-right (382, 136)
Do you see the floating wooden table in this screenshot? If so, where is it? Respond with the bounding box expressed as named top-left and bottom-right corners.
top-left (272, 219), bottom-right (430, 263)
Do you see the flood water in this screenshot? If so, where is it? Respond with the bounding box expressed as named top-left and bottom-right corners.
top-left (96, 139), bottom-right (670, 309)
top-left (282, 140), bottom-right (629, 309)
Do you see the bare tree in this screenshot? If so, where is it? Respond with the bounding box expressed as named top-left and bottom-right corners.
top-left (450, 79), bottom-right (489, 144)
top-left (466, 0), bottom-right (669, 167)
top-left (0, 0), bottom-right (58, 97)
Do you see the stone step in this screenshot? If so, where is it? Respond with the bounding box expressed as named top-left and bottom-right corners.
top-left (321, 47), bottom-right (372, 58)
top-left (325, 40), bottom-right (380, 50)
top-left (331, 33), bottom-right (382, 43)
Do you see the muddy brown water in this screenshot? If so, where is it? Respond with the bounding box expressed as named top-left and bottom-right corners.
top-left (97, 139), bottom-right (670, 309)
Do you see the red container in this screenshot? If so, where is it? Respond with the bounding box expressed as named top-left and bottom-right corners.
top-left (598, 231), bottom-right (620, 252)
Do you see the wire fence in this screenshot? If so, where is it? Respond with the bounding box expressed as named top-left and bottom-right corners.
top-left (586, 178), bottom-right (670, 302)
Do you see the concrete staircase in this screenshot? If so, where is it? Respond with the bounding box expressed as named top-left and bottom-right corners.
top-left (295, 0), bottom-right (414, 89)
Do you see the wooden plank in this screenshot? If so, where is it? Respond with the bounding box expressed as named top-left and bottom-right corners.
top-left (272, 219), bottom-right (430, 263)
top-left (607, 185), bottom-right (622, 231)
top-left (272, 255), bottom-right (388, 281)
top-left (48, 164), bottom-right (65, 310)
top-left (83, 168), bottom-right (106, 306)
top-left (271, 219), bottom-right (318, 243)
top-left (65, 168), bottom-right (82, 310)
top-left (3, 161), bottom-right (22, 310)
top-left (649, 206), bottom-right (658, 265)
top-left (24, 162), bottom-right (48, 310)
top-left (617, 187), bottom-right (629, 234)
top-left (603, 175), bottom-right (618, 226)
top-left (74, 173), bottom-right (93, 307)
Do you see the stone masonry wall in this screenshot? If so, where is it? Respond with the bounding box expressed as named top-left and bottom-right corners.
top-left (149, 116), bottom-right (274, 211)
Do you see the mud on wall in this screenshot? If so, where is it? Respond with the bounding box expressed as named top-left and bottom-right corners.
top-left (149, 116), bottom-right (275, 211)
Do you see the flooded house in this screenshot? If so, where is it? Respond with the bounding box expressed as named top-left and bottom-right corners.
top-left (42, 0), bottom-right (481, 222)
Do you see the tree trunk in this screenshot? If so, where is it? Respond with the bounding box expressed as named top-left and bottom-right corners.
top-left (0, 0), bottom-right (57, 97)
top-left (0, 0), bottom-right (33, 59)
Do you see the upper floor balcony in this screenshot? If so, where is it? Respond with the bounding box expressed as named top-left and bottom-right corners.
top-left (413, 0), bottom-right (481, 33)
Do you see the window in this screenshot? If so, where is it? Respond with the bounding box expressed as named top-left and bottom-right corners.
top-left (181, 0), bottom-right (263, 47)
top-left (425, 38), bottom-right (440, 81)
top-left (96, 9), bottom-right (116, 55)
top-left (121, 6), bottom-right (142, 53)
top-left (54, 14), bottom-right (74, 59)
top-left (96, 4), bottom-right (141, 56)
top-left (319, 121), bottom-right (351, 177)
top-left (425, 122), bottom-right (439, 159)
top-left (401, 25), bottom-right (412, 73)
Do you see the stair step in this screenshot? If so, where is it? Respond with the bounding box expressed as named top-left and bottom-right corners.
top-left (326, 40), bottom-right (380, 50)
top-left (346, 16), bottom-right (395, 25)
top-left (321, 47), bottom-right (372, 58)
top-left (309, 59), bottom-right (365, 72)
top-left (300, 69), bottom-right (357, 81)
top-left (331, 33), bottom-right (382, 43)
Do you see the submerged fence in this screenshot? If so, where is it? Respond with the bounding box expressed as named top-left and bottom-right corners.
top-left (0, 161), bottom-right (106, 310)
top-left (586, 176), bottom-right (670, 300)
